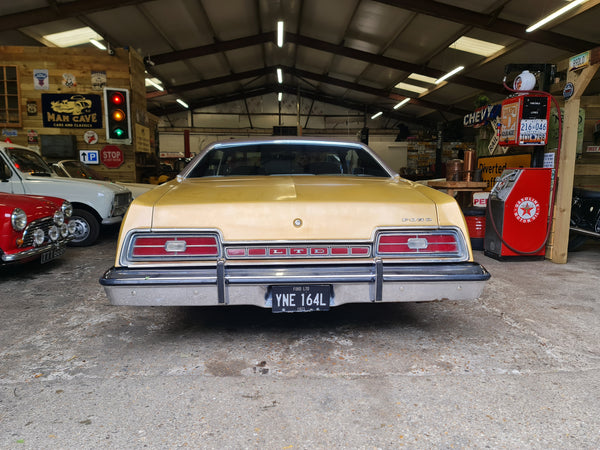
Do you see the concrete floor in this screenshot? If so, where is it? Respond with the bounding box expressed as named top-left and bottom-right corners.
top-left (1, 227), bottom-right (599, 449)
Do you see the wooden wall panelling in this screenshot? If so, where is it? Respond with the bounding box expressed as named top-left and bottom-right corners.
top-left (0, 45), bottom-right (148, 183)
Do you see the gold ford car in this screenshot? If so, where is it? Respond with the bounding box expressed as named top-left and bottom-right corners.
top-left (100, 138), bottom-right (489, 312)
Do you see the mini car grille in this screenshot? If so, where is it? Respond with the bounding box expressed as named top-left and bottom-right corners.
top-left (22, 217), bottom-right (54, 247)
top-left (112, 192), bottom-right (132, 217)
top-left (224, 244), bottom-right (371, 259)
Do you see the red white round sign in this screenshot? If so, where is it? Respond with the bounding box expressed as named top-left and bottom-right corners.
top-left (101, 145), bottom-right (124, 168)
top-left (83, 130), bottom-right (99, 145)
top-left (513, 197), bottom-right (540, 224)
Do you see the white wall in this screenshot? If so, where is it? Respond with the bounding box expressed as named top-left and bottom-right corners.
top-left (157, 93), bottom-right (423, 169)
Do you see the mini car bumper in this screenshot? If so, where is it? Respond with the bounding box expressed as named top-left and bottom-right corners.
top-left (100, 261), bottom-right (490, 307)
top-left (1, 240), bottom-right (69, 264)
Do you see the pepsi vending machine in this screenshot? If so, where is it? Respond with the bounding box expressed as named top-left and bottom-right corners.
top-left (484, 168), bottom-right (552, 259)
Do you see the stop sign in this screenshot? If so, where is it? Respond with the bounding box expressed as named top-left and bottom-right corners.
top-left (101, 145), bottom-right (124, 168)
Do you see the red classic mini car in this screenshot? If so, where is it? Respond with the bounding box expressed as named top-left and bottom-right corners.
top-left (0, 193), bottom-right (76, 265)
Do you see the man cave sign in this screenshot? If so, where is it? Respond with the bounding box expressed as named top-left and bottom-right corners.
top-left (514, 197), bottom-right (540, 224)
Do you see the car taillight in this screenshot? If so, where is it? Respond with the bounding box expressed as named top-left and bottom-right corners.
top-left (376, 232), bottom-right (461, 255)
top-left (130, 235), bottom-right (219, 259)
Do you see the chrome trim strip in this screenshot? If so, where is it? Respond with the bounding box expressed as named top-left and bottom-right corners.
top-left (100, 262), bottom-right (490, 307)
top-left (1, 240), bottom-right (69, 263)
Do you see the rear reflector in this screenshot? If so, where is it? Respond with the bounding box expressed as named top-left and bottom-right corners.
top-left (377, 232), bottom-right (460, 255)
top-left (131, 234), bottom-right (219, 259)
top-left (224, 245), bottom-right (371, 259)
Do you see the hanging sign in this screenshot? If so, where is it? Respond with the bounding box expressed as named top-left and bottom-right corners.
top-left (83, 130), bottom-right (99, 145)
top-left (33, 69), bottom-right (49, 90)
top-left (463, 104), bottom-right (501, 128)
top-left (62, 73), bottom-right (77, 88)
top-left (41, 94), bottom-right (102, 129)
top-left (569, 51), bottom-right (590, 71)
top-left (499, 97), bottom-right (522, 146)
top-left (563, 82), bottom-right (574, 100)
top-left (101, 145), bottom-right (124, 168)
top-left (80, 150), bottom-right (100, 165)
top-left (478, 154), bottom-right (532, 190)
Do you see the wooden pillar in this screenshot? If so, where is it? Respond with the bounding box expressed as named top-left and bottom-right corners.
top-left (549, 61), bottom-right (599, 263)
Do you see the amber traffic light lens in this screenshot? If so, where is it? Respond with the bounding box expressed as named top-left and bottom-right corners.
top-left (111, 109), bottom-right (125, 121)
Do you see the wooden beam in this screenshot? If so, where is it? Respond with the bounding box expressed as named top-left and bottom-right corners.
top-left (549, 59), bottom-right (599, 263)
top-left (373, 0), bottom-right (599, 54)
top-left (0, 0), bottom-right (149, 30)
top-left (149, 33), bottom-right (274, 65)
top-left (286, 33), bottom-right (505, 94)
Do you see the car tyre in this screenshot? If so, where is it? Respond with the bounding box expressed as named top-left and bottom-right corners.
top-left (69, 209), bottom-right (100, 247)
top-left (568, 233), bottom-right (588, 252)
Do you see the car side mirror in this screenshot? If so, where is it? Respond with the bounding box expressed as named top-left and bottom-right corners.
top-left (0, 164), bottom-right (11, 181)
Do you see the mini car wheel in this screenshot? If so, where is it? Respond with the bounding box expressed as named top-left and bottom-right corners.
top-left (68, 209), bottom-right (100, 247)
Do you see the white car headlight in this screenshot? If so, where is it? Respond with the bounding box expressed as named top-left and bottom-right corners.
top-left (11, 208), bottom-right (27, 231)
top-left (67, 222), bottom-right (77, 235)
top-left (49, 225), bottom-right (59, 241)
top-left (62, 201), bottom-right (73, 218)
top-left (54, 210), bottom-right (65, 226)
top-left (33, 228), bottom-right (45, 246)
top-left (60, 223), bottom-right (69, 238)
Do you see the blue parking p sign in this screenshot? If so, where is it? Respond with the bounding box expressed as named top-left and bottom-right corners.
top-left (80, 150), bottom-right (99, 165)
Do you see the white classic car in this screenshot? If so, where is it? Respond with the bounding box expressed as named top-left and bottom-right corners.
top-left (0, 142), bottom-right (132, 246)
top-left (51, 159), bottom-right (154, 199)
top-left (100, 138), bottom-right (489, 312)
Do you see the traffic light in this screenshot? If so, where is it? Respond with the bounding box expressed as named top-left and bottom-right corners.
top-left (103, 87), bottom-right (132, 144)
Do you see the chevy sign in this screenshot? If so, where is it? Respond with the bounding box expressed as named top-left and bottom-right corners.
top-left (463, 104), bottom-right (501, 128)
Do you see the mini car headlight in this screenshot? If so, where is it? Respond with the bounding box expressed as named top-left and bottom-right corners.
top-left (62, 201), bottom-right (73, 218)
top-left (54, 210), bottom-right (65, 226)
top-left (49, 225), bottom-right (59, 241)
top-left (11, 208), bottom-right (27, 231)
top-left (60, 223), bottom-right (69, 238)
top-left (67, 222), bottom-right (77, 235)
top-left (33, 228), bottom-right (45, 246)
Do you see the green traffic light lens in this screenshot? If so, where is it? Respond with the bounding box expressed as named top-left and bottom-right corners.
top-left (113, 128), bottom-right (125, 137)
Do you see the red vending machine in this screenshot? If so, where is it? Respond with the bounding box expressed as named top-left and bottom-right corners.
top-left (484, 168), bottom-right (553, 259)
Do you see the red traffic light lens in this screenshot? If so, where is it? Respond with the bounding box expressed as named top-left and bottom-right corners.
top-left (110, 92), bottom-right (125, 105)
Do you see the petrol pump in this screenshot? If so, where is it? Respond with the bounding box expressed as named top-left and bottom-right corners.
top-left (483, 64), bottom-right (557, 259)
top-left (484, 168), bottom-right (553, 259)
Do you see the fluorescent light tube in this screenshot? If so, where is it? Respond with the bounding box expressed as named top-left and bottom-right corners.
top-left (278, 92), bottom-right (282, 101)
top-left (146, 78), bottom-right (164, 91)
top-left (371, 111), bottom-right (383, 119)
top-left (277, 68), bottom-right (283, 83)
top-left (393, 98), bottom-right (411, 109)
top-left (527, 0), bottom-right (587, 32)
top-left (435, 66), bottom-right (464, 84)
top-left (277, 21), bottom-right (284, 47)
top-left (89, 39), bottom-right (106, 50)
top-left (177, 99), bottom-right (189, 108)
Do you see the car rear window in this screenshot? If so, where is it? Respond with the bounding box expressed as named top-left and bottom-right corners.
top-left (187, 143), bottom-right (389, 178)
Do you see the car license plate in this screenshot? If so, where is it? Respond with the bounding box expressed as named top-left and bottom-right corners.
top-left (271, 285), bottom-right (330, 313)
top-left (40, 247), bottom-right (65, 264)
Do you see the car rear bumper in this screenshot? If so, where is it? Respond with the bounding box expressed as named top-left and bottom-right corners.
top-left (100, 261), bottom-right (490, 307)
